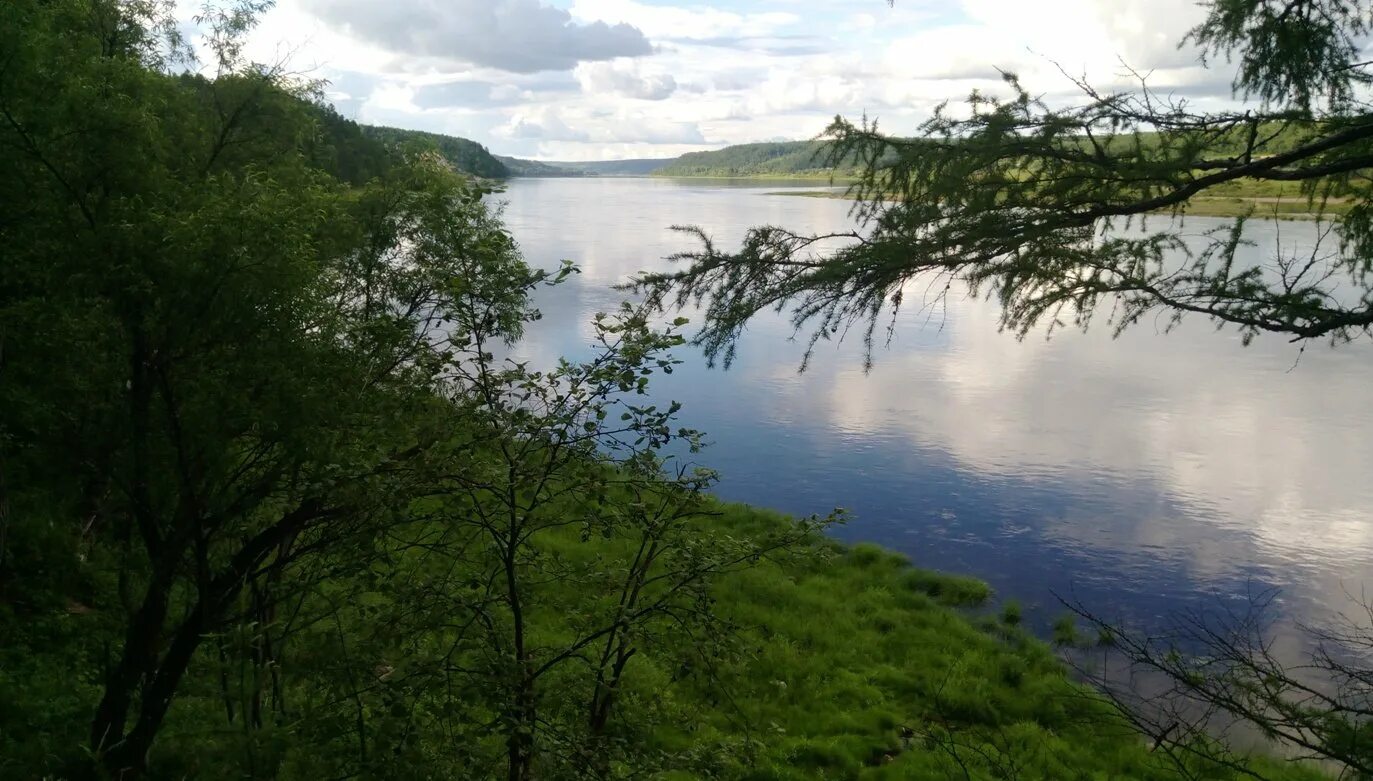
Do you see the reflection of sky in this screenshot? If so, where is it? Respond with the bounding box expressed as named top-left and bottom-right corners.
top-left (500, 177), bottom-right (1373, 638)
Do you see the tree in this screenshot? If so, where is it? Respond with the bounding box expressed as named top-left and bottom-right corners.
top-left (634, 0), bottom-right (1373, 370)
top-left (425, 301), bottom-right (833, 779)
top-left (0, 1), bottom-right (537, 774)
top-left (2, 4), bottom-right (843, 779)
top-left (271, 293), bottom-right (836, 780)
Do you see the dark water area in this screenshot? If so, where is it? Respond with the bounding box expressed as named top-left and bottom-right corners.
top-left (499, 176), bottom-right (1373, 646)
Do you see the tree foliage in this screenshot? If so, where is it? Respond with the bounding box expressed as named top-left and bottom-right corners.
top-left (0, 0), bottom-right (536, 773)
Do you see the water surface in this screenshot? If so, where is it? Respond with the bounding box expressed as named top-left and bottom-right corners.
top-left (500, 176), bottom-right (1373, 640)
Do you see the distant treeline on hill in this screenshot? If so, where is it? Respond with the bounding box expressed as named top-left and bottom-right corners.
top-left (357, 126), bottom-right (677, 178)
top-left (634, 122), bottom-right (1321, 178)
top-left (359, 126), bottom-right (873, 179)
top-left (550, 158), bottom-right (674, 176)
top-left (495, 155), bottom-right (582, 177)
top-left (492, 156), bottom-right (675, 177)
top-left (651, 140), bottom-right (865, 177)
top-left (332, 120), bottom-right (1335, 184)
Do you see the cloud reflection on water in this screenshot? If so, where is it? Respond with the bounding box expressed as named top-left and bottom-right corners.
top-left (501, 177), bottom-right (1373, 635)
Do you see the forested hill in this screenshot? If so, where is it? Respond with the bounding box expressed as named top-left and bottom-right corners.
top-left (365, 131), bottom-right (855, 179)
top-left (359, 130), bottom-right (669, 178)
top-left (652, 140), bottom-right (863, 177)
top-left (548, 158), bottom-right (675, 175)
top-left (363, 125), bottom-right (510, 178)
top-left (495, 154), bottom-right (587, 177)
top-left (495, 156), bottom-right (675, 176)
top-left (348, 128), bottom-right (849, 179)
top-left (359, 124), bottom-right (1329, 183)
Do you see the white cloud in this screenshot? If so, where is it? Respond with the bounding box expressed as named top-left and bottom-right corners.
top-left (226, 0), bottom-right (1253, 160)
top-left (496, 106), bottom-right (706, 145)
top-left (300, 0), bottom-right (653, 73)
top-left (569, 0), bottom-right (799, 40)
top-left (576, 60), bottom-right (678, 100)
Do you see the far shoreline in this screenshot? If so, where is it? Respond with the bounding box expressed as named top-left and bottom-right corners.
top-left (763, 189), bottom-right (1351, 221)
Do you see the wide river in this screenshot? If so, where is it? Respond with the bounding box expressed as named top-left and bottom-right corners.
top-left (500, 176), bottom-right (1373, 642)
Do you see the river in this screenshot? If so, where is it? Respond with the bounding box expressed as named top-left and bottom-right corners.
top-left (499, 175), bottom-right (1373, 645)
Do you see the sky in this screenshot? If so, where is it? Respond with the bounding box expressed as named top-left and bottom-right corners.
top-left (215, 0), bottom-right (1244, 161)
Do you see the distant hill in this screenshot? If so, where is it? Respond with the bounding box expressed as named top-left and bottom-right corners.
top-left (494, 156), bottom-right (587, 177)
top-left (493, 157), bottom-right (674, 177)
top-left (652, 140), bottom-right (860, 177)
top-left (354, 127), bottom-right (869, 180)
top-left (546, 158), bottom-right (674, 176)
top-left (362, 125), bottom-right (509, 178)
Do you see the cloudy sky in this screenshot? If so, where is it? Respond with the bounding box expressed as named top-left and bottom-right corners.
top-left (221, 0), bottom-right (1241, 161)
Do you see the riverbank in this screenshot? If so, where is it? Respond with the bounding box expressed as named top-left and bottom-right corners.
top-left (765, 189), bottom-right (1351, 220)
top-left (644, 502), bottom-right (1326, 779)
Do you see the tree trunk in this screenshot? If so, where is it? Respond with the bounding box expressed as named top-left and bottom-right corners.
top-left (88, 502), bottom-right (329, 777)
top-left (586, 644), bottom-right (635, 778)
top-left (506, 683), bottom-right (535, 781)
top-left (100, 602), bottom-right (209, 776)
top-left (89, 568), bottom-right (174, 759)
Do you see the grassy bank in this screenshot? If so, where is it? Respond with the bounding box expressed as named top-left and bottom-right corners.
top-left (1, 501), bottom-right (1327, 779)
top-left (639, 504), bottom-right (1325, 780)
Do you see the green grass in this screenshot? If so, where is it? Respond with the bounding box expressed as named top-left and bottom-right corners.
top-left (617, 504), bottom-right (1328, 780)
top-left (0, 501), bottom-right (1330, 780)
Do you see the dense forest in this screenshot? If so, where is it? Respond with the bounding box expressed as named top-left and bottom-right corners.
top-left (0, 1), bottom-right (1354, 780)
